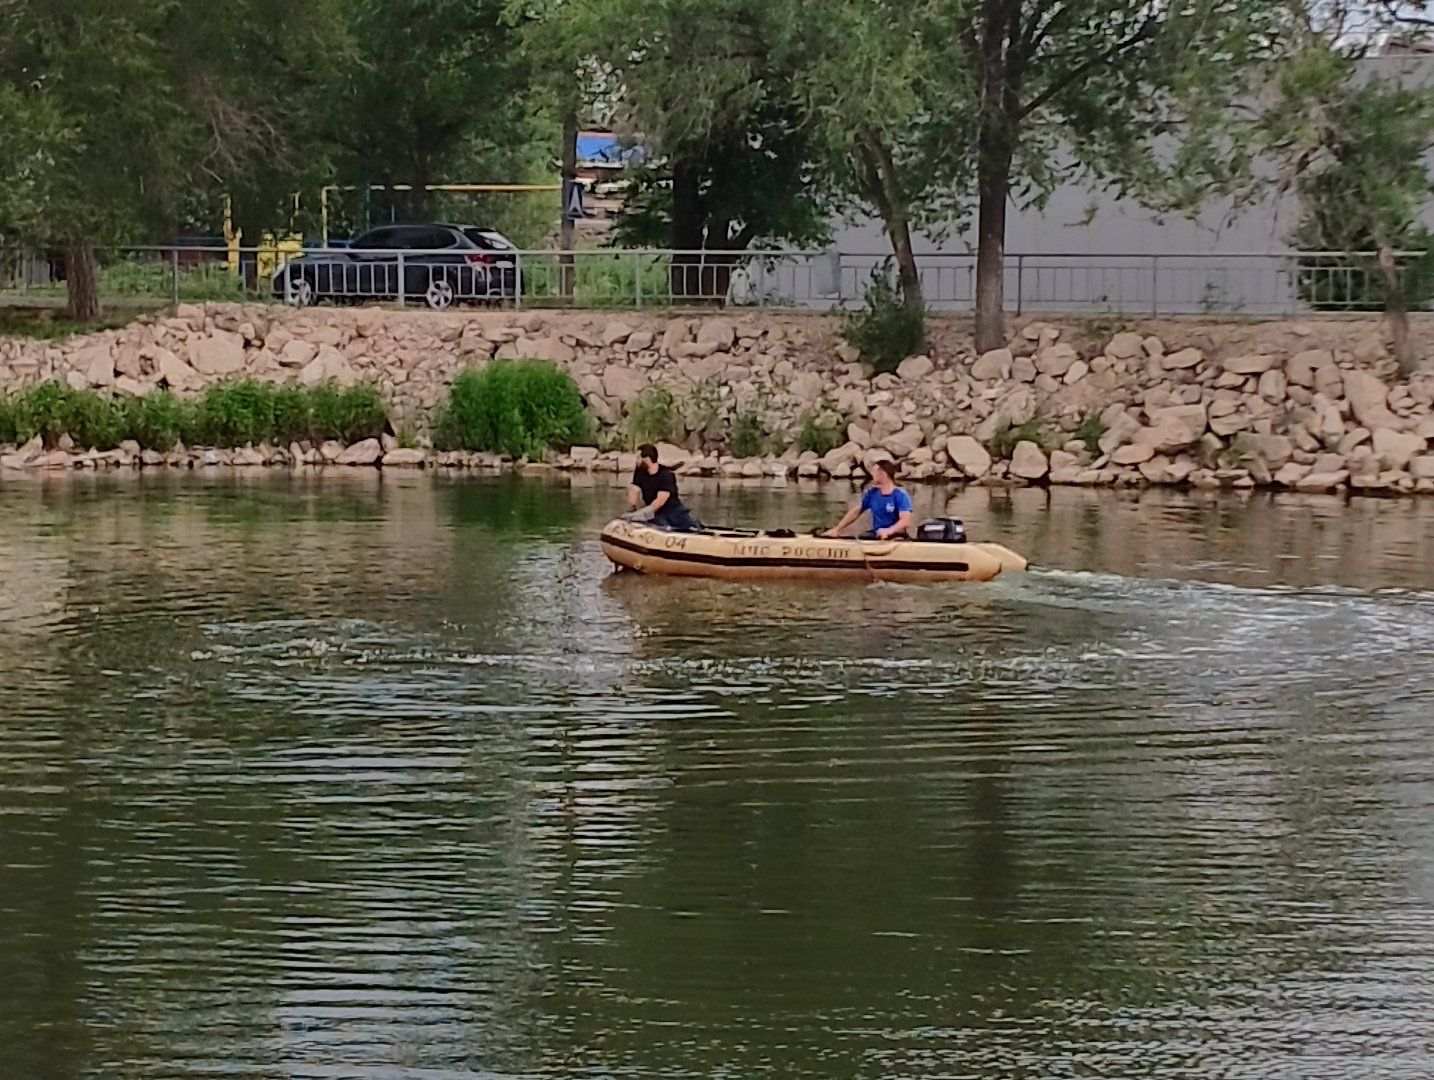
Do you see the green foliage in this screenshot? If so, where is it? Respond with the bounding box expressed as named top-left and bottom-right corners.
top-left (190, 381), bottom-right (283, 447)
top-left (432, 361), bottom-right (592, 457)
top-left (796, 401), bottom-right (846, 456)
top-left (729, 405), bottom-right (768, 458)
top-left (678, 375), bottom-right (724, 443)
top-left (521, 253), bottom-right (673, 308)
top-left (121, 391), bottom-right (189, 451)
top-left (1217, 433), bottom-right (1258, 470)
top-left (308, 383), bottom-right (388, 444)
top-left (1073, 410), bottom-right (1108, 457)
top-left (842, 270), bottom-right (925, 374)
top-left (990, 416), bottom-right (1050, 461)
top-left (623, 385), bottom-right (680, 448)
top-left (0, 379), bottom-right (390, 451)
top-left (1, 382), bottom-right (124, 448)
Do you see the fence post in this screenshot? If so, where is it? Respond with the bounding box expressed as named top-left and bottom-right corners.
top-left (171, 247), bottom-right (181, 305)
top-left (1015, 255), bottom-right (1025, 316)
top-left (396, 251), bottom-right (405, 308)
top-left (1151, 255), bottom-right (1159, 318)
top-left (514, 251), bottom-right (523, 311)
top-left (634, 251), bottom-right (643, 309)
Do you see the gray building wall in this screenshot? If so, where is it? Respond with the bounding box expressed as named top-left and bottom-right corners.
top-left (814, 55), bottom-right (1434, 316)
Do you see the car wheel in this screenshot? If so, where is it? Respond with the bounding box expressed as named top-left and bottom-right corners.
top-left (284, 276), bottom-right (314, 308)
top-left (424, 277), bottom-right (456, 311)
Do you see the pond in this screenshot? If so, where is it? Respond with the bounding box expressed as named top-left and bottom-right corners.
top-left (2, 473), bottom-right (1431, 1078)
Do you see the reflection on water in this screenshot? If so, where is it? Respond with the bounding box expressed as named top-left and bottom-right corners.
top-left (2, 473), bottom-right (1432, 1078)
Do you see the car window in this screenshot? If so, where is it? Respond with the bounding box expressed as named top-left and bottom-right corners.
top-left (353, 228), bottom-right (400, 249)
top-left (393, 227), bottom-right (458, 250)
top-left (462, 228), bottom-right (514, 251)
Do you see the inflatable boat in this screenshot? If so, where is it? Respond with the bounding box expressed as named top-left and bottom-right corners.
top-left (600, 519), bottom-right (1027, 584)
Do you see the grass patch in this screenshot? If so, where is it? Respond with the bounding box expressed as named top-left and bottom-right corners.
top-left (0, 308), bottom-right (136, 341)
top-left (432, 361), bottom-right (591, 457)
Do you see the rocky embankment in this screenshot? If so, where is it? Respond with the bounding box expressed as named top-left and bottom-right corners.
top-left (3, 303), bottom-right (1434, 494)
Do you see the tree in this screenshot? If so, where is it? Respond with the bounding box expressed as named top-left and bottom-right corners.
top-left (0, 0), bottom-right (339, 319)
top-left (1262, 43), bottom-right (1434, 375)
top-left (319, 0), bottom-right (544, 230)
top-left (778, 0), bottom-right (969, 315)
top-left (944, 0), bottom-right (1296, 351)
top-left (514, 0), bottom-right (834, 296)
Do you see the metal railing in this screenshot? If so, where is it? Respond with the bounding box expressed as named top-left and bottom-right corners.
top-left (0, 244), bottom-right (1422, 316)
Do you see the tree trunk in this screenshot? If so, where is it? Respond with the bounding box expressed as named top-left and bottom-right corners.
top-left (559, 108), bottom-right (579, 303)
top-left (857, 134), bottom-right (924, 313)
top-left (1377, 244), bottom-right (1415, 376)
top-left (670, 158), bottom-right (705, 300)
top-left (974, 133), bottom-right (1012, 353)
top-left (889, 214), bottom-right (923, 313)
top-left (65, 240), bottom-right (100, 322)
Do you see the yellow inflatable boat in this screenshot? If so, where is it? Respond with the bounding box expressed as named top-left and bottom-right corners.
top-left (600, 519), bottom-right (1027, 584)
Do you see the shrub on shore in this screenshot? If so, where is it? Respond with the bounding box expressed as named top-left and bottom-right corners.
top-left (0, 379), bottom-right (390, 452)
top-left (432, 360), bottom-right (591, 457)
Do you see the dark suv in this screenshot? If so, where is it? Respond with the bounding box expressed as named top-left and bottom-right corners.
top-left (272, 223), bottom-right (519, 309)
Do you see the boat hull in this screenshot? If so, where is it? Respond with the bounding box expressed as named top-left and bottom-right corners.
top-left (600, 520), bottom-right (1021, 583)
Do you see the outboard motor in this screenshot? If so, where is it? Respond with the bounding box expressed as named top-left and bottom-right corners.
top-left (915, 517), bottom-right (968, 544)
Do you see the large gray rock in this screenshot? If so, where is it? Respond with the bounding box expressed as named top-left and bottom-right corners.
top-left (601, 320), bottom-right (632, 346)
top-left (1010, 440), bottom-right (1049, 479)
top-left (1343, 370), bottom-right (1396, 430)
top-left (189, 330), bottom-right (246, 376)
top-left (789, 371), bottom-right (826, 403)
top-left (896, 354), bottom-right (934, 381)
top-left (1372, 427), bottom-right (1424, 469)
top-left (337, 438), bottom-right (382, 465)
top-left (74, 344), bottom-right (114, 388)
top-left (1035, 343), bottom-right (1080, 378)
top-left (157, 348), bottom-right (207, 392)
top-left (602, 367), bottom-right (646, 403)
top-left (382, 448), bottom-right (428, 467)
top-left (1104, 332), bottom-right (1145, 360)
top-left (883, 424), bottom-right (925, 458)
top-left (1145, 403), bottom-right (1207, 446)
top-left (946, 435), bottom-right (992, 479)
top-left (696, 317), bottom-right (735, 351)
top-left (1161, 347), bottom-right (1203, 370)
top-left (1223, 353), bottom-right (1276, 375)
top-left (971, 348), bottom-right (1012, 380)
top-left (1286, 348), bottom-right (1332, 388)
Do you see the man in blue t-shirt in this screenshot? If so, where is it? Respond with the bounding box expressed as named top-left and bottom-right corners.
top-left (824, 459), bottom-right (914, 540)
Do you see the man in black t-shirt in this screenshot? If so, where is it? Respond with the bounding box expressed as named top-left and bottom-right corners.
top-left (622, 443), bottom-right (702, 531)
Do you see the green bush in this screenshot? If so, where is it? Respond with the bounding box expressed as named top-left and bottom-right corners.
top-left (796, 404), bottom-right (846, 456)
top-left (122, 391), bottom-right (190, 451)
top-left (0, 391), bottom-right (16, 445)
top-left (841, 270), bottom-right (926, 375)
top-left (190, 380), bottom-right (280, 447)
top-left (433, 360), bottom-right (592, 457)
top-left (729, 406), bottom-right (767, 458)
top-left (5, 382), bottom-right (125, 449)
top-left (309, 382), bottom-right (387, 444)
top-left (623, 384), bottom-right (680, 448)
top-left (990, 416), bottom-right (1050, 460)
top-left (0, 378), bottom-right (391, 452)
top-left (1073, 409), bottom-right (1108, 457)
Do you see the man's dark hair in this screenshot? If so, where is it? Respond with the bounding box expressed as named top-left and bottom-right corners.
top-left (873, 458), bottom-right (899, 479)
top-left (638, 443), bottom-right (659, 462)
